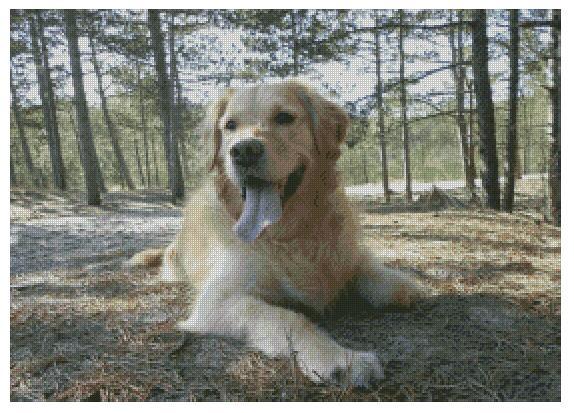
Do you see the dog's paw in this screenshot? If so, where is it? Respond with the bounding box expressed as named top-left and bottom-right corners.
top-left (330, 350), bottom-right (384, 388)
top-left (301, 349), bottom-right (384, 388)
top-left (356, 266), bottom-right (433, 309)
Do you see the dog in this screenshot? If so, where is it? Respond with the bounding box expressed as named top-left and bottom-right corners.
top-left (129, 80), bottom-right (428, 387)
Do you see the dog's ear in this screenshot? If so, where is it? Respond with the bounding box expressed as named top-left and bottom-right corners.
top-left (296, 85), bottom-right (349, 161)
top-left (201, 88), bottom-right (235, 171)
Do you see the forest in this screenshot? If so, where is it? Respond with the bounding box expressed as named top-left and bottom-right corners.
top-left (10, 9), bottom-right (560, 222)
top-left (10, 9), bottom-right (561, 402)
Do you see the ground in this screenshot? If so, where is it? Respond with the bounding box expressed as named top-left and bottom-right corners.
top-left (10, 178), bottom-right (560, 401)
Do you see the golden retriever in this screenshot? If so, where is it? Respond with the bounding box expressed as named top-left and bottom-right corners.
top-left (130, 80), bottom-right (427, 387)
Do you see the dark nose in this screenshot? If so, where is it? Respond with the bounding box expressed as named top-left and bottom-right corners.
top-left (230, 140), bottom-right (264, 167)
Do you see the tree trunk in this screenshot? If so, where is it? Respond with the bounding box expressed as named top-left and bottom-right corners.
top-left (398, 10), bottom-right (413, 202)
top-left (67, 75), bottom-right (106, 194)
top-left (450, 11), bottom-right (474, 195)
top-left (10, 70), bottom-right (39, 186)
top-left (136, 60), bottom-right (151, 187)
top-left (471, 9), bottom-right (500, 210)
top-left (503, 9), bottom-right (520, 212)
top-left (549, 9), bottom-right (560, 226)
top-left (290, 10), bottom-right (299, 76)
top-left (134, 139), bottom-right (145, 186)
top-left (361, 144), bottom-right (369, 183)
top-left (64, 10), bottom-right (101, 206)
top-left (29, 12), bottom-right (66, 190)
top-left (169, 12), bottom-right (185, 199)
top-left (466, 78), bottom-right (477, 187)
top-left (10, 154), bottom-right (16, 187)
top-left (177, 79), bottom-right (190, 181)
top-left (89, 31), bottom-right (135, 190)
top-left (522, 94), bottom-right (530, 175)
top-left (148, 9), bottom-right (184, 202)
top-left (68, 105), bottom-right (83, 168)
top-left (151, 134), bottom-right (160, 186)
top-left (374, 11), bottom-right (391, 203)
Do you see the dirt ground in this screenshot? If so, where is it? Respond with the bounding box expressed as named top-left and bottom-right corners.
top-left (10, 181), bottom-right (560, 401)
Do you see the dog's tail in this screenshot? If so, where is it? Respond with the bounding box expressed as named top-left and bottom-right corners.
top-left (125, 248), bottom-right (165, 268)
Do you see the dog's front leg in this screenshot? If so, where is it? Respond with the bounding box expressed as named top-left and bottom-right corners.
top-left (177, 285), bottom-right (383, 388)
top-left (354, 253), bottom-right (430, 309)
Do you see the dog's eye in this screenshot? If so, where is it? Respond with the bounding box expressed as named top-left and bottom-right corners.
top-left (274, 112), bottom-right (295, 125)
top-left (225, 120), bottom-right (237, 131)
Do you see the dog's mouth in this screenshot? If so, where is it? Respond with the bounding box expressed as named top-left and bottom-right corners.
top-left (234, 165), bottom-right (306, 243)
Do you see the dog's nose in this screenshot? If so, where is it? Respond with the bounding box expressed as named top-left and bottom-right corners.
top-left (230, 140), bottom-right (264, 167)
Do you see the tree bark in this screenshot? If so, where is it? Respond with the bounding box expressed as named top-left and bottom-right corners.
top-left (10, 154), bottom-right (16, 187)
top-left (134, 139), bottom-right (145, 186)
top-left (450, 11), bottom-right (474, 195)
top-left (29, 12), bottom-right (66, 190)
top-left (374, 11), bottom-right (391, 203)
top-left (151, 134), bottom-right (160, 187)
top-left (522, 94), bottom-right (530, 175)
top-left (89, 31), bottom-right (135, 190)
top-left (168, 12), bottom-right (185, 199)
top-left (398, 10), bottom-right (413, 202)
top-left (466, 78), bottom-right (477, 187)
top-left (136, 60), bottom-right (151, 187)
top-left (148, 9), bottom-right (184, 202)
top-left (68, 104), bottom-right (106, 191)
top-left (503, 9), bottom-right (520, 212)
top-left (10, 70), bottom-right (38, 186)
top-left (64, 10), bottom-right (101, 206)
top-left (471, 9), bottom-right (500, 209)
top-left (361, 143), bottom-right (369, 183)
top-left (549, 9), bottom-right (561, 226)
top-left (290, 10), bottom-right (299, 76)
top-left (176, 79), bottom-right (190, 181)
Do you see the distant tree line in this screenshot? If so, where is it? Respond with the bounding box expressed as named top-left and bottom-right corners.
top-left (9, 9), bottom-right (560, 225)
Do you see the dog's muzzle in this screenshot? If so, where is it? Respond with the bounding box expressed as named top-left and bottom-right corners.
top-left (230, 139), bottom-right (264, 168)
top-left (233, 164), bottom-right (306, 243)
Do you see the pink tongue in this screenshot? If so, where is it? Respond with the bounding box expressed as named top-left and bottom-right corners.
top-left (233, 184), bottom-right (282, 242)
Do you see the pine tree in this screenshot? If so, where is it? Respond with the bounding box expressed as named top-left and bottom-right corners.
top-left (471, 9), bottom-right (500, 209)
top-left (64, 9), bottom-right (101, 205)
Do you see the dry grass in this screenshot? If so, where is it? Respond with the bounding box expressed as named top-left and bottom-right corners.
top-left (10, 185), bottom-right (560, 401)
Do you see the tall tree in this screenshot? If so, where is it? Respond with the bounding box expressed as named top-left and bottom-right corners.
top-left (148, 9), bottom-right (184, 202)
top-left (503, 10), bottom-right (520, 212)
top-left (449, 10), bottom-right (474, 195)
top-left (135, 60), bottom-right (151, 187)
top-left (466, 78), bottom-right (478, 187)
top-left (88, 28), bottom-right (135, 190)
top-left (374, 11), bottom-right (391, 203)
top-left (471, 9), bottom-right (500, 209)
top-left (64, 9), bottom-right (101, 205)
top-left (134, 139), bottom-right (145, 186)
top-left (10, 154), bottom-right (16, 187)
top-left (398, 10), bottom-right (413, 202)
top-left (549, 9), bottom-right (560, 226)
top-left (168, 11), bottom-right (185, 197)
top-left (10, 70), bottom-right (39, 186)
top-left (29, 11), bottom-right (66, 190)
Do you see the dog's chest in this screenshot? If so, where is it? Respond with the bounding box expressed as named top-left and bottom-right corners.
top-left (261, 238), bottom-right (360, 311)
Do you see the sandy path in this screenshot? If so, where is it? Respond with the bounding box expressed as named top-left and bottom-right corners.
top-left (10, 190), bottom-right (180, 275)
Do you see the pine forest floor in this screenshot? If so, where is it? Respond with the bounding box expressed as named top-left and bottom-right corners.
top-left (10, 177), bottom-right (560, 401)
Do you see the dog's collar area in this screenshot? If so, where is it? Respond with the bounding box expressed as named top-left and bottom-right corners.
top-left (240, 165), bottom-right (306, 206)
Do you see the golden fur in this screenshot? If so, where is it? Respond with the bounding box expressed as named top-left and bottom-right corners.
top-left (130, 80), bottom-right (427, 387)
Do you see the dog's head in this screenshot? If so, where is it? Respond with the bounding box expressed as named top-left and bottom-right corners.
top-left (202, 80), bottom-right (349, 242)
